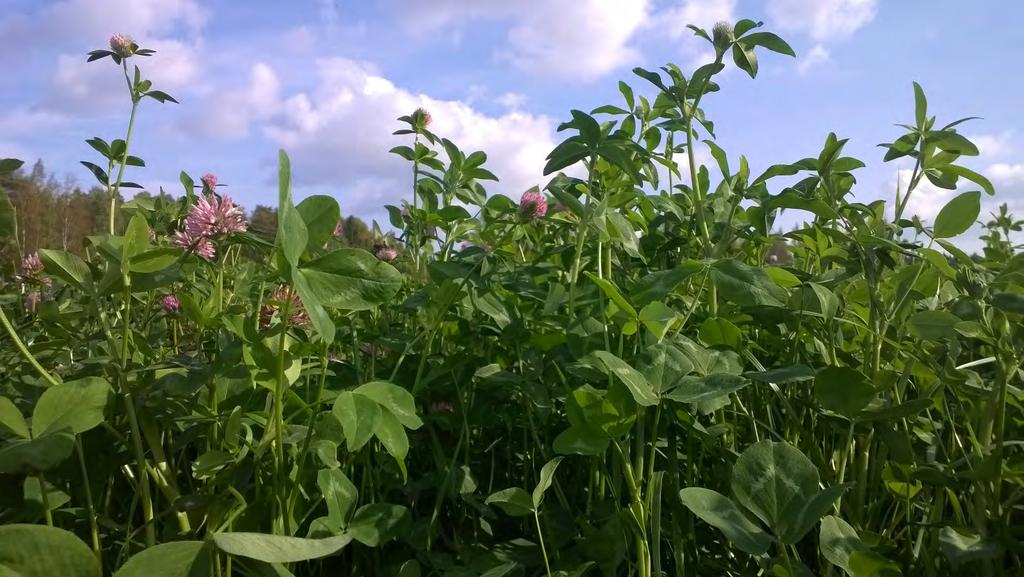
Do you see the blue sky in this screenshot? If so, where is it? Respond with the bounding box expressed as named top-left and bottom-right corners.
top-left (1, 0), bottom-right (1021, 247)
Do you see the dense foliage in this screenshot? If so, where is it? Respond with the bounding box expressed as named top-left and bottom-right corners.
top-left (0, 19), bottom-right (1021, 577)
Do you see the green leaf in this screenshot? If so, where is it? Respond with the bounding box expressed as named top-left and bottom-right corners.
top-left (731, 440), bottom-right (819, 534)
top-left (291, 269), bottom-right (335, 343)
top-left (992, 292), bottom-right (1024, 314)
top-left (114, 541), bottom-right (212, 577)
top-left (589, 351), bottom-right (659, 406)
top-left (296, 195), bottom-right (341, 251)
top-left (373, 410), bottom-right (410, 477)
top-left (0, 397), bottom-right (29, 439)
top-left (820, 515), bottom-right (866, 576)
top-left (746, 365), bottom-right (815, 384)
top-left (814, 367), bottom-right (875, 418)
top-left (552, 426), bottom-right (609, 456)
top-left (0, 432), bottom-right (75, 473)
top-left (942, 164), bottom-right (994, 195)
top-left (213, 533), bottom-right (352, 563)
top-left (31, 377), bottom-right (111, 437)
top-left (699, 317), bottom-right (742, 349)
top-left (913, 82), bottom-right (927, 127)
top-left (938, 527), bottom-right (1002, 567)
top-left (532, 456), bottom-right (564, 508)
top-left (679, 488), bottom-right (771, 555)
top-left (779, 484), bottom-right (851, 544)
top-left (932, 191), bottom-right (980, 238)
top-left (349, 503), bottom-right (410, 547)
top-left (354, 381), bottom-right (422, 429)
top-left (712, 259), bottom-right (787, 307)
top-left (848, 551), bottom-right (903, 577)
top-left (332, 391), bottom-right (380, 452)
top-left (665, 374), bottom-right (749, 404)
top-left (298, 249), bottom-right (403, 311)
top-left (39, 249), bottom-right (92, 291)
top-left (122, 213), bottom-right (150, 267)
top-left (317, 469), bottom-right (358, 530)
top-left (908, 310), bottom-right (962, 341)
top-left (639, 301), bottom-right (677, 340)
top-left (0, 524), bottom-right (100, 577)
top-left (486, 487), bottom-right (535, 516)
top-left (130, 248), bottom-right (181, 273)
top-left (743, 32), bottom-right (796, 56)
top-left (630, 261), bottom-right (704, 306)
top-left (275, 150), bottom-right (308, 268)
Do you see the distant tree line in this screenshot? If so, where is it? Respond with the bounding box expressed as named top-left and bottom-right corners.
top-left (0, 160), bottom-right (378, 276)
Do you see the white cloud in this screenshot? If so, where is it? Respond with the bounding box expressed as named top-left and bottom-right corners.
top-left (968, 132), bottom-right (1014, 159)
top-left (46, 39), bottom-right (202, 114)
top-left (184, 63), bottom-right (281, 139)
top-left (496, 92), bottom-right (527, 110)
top-left (244, 58), bottom-right (558, 215)
top-left (797, 44), bottom-right (830, 74)
top-left (393, 0), bottom-right (649, 81)
top-left (766, 0), bottom-right (877, 42)
top-left (657, 0), bottom-right (737, 40)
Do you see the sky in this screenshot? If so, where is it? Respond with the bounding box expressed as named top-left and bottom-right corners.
top-left (1, 0), bottom-right (1021, 249)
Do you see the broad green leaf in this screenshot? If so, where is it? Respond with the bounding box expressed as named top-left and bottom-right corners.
top-left (665, 374), bottom-right (749, 405)
top-left (130, 248), bottom-right (181, 273)
top-left (0, 397), bottom-right (29, 439)
top-left (31, 377), bottom-right (111, 437)
top-left (23, 476), bottom-right (69, 514)
top-left (486, 487), bottom-right (535, 516)
top-left (712, 259), bottom-right (787, 307)
top-left (638, 301), bottom-right (677, 340)
top-left (296, 195), bottom-right (341, 251)
top-left (743, 31), bottom-right (796, 56)
top-left (114, 541), bottom-right (212, 577)
top-left (746, 365), bottom-right (815, 384)
top-left (348, 504), bottom-right (410, 547)
top-left (373, 410), bottom-right (410, 477)
top-left (779, 483), bottom-right (851, 544)
top-left (332, 391), bottom-right (380, 452)
top-left (590, 351), bottom-right (659, 406)
top-left (532, 456), bottom-right (564, 508)
top-left (552, 426), bottom-right (609, 456)
top-left (992, 292), bottom-right (1024, 314)
top-left (122, 213), bottom-right (150, 267)
top-left (213, 533), bottom-right (352, 563)
top-left (932, 191), bottom-right (980, 238)
top-left (938, 527), bottom-right (1002, 567)
top-left (354, 381), bottom-right (422, 429)
top-left (814, 367), bottom-right (875, 418)
top-left (699, 317), bottom-right (742, 349)
top-left (908, 310), bottom-right (961, 341)
top-left (848, 551), bottom-right (903, 577)
top-left (299, 249), bottom-right (403, 311)
top-left (629, 261), bottom-right (704, 306)
top-left (820, 515), bottom-right (866, 575)
top-left (291, 268), bottom-right (336, 343)
top-left (638, 343), bottom-right (694, 394)
top-left (39, 249), bottom-right (92, 291)
top-left (0, 524), bottom-right (100, 577)
top-left (0, 432), bottom-right (75, 473)
top-left (275, 150), bottom-right (308, 268)
top-left (585, 272), bottom-right (637, 318)
top-left (731, 440), bottom-right (819, 533)
top-left (317, 469), bottom-right (358, 530)
top-left (679, 488), bottom-right (771, 555)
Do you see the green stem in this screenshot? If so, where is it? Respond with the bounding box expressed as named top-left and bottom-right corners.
top-left (110, 61), bottom-right (140, 235)
top-left (76, 440), bottom-right (103, 566)
top-left (0, 306), bottom-right (60, 386)
top-left (534, 510), bottom-right (554, 577)
top-left (38, 472), bottom-right (53, 526)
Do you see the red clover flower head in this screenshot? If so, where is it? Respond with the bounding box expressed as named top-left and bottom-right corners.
top-left (374, 243), bottom-right (399, 263)
top-left (161, 295), bottom-right (180, 313)
top-left (201, 173), bottom-right (218, 193)
top-left (260, 285), bottom-right (310, 328)
top-left (109, 33), bottom-right (135, 58)
top-left (17, 252), bottom-right (50, 287)
top-left (172, 193), bottom-right (247, 260)
top-left (519, 190), bottom-right (547, 219)
top-left (173, 231), bottom-right (216, 259)
top-left (416, 107), bottom-right (432, 127)
top-left (333, 220), bottom-right (344, 239)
